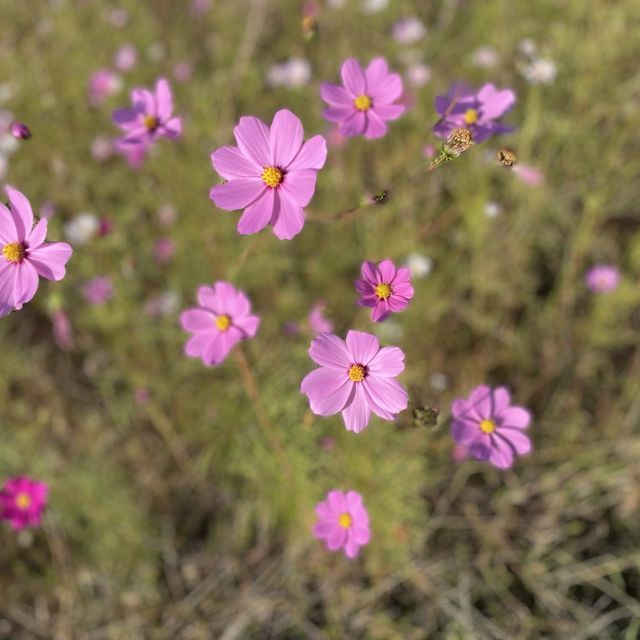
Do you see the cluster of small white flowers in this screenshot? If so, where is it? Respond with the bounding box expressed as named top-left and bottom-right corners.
top-left (267, 58), bottom-right (312, 89)
top-left (518, 39), bottom-right (557, 85)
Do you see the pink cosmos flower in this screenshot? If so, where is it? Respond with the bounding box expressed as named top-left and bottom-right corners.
top-left (88, 69), bottom-right (122, 107)
top-left (83, 276), bottom-right (113, 305)
top-left (114, 138), bottom-right (149, 168)
top-left (114, 45), bottom-right (137, 72)
top-left (511, 164), bottom-right (544, 186)
top-left (51, 309), bottom-right (74, 351)
top-left (0, 477), bottom-right (48, 530)
top-left (300, 330), bottom-right (408, 432)
top-left (433, 82), bottom-right (515, 142)
top-left (112, 78), bottom-right (182, 148)
top-left (313, 489), bottom-right (370, 558)
top-left (320, 58), bottom-right (405, 139)
top-left (356, 259), bottom-right (414, 322)
top-left (586, 265), bottom-right (620, 293)
top-left (180, 281), bottom-right (260, 366)
top-left (451, 385), bottom-right (532, 469)
top-left (153, 237), bottom-right (176, 264)
top-left (210, 109), bottom-right (327, 240)
top-left (0, 187), bottom-right (73, 317)
top-left (308, 300), bottom-right (333, 334)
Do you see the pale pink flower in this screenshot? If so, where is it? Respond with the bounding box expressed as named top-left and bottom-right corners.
top-left (586, 265), bottom-right (620, 293)
top-left (82, 276), bottom-right (113, 305)
top-left (88, 69), bottom-right (122, 107)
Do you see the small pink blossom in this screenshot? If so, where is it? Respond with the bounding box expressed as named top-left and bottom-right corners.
top-left (153, 237), bottom-right (175, 264)
top-left (173, 62), bottom-right (193, 83)
top-left (0, 187), bottom-right (73, 317)
top-left (392, 17), bottom-right (426, 45)
top-left (321, 58), bottom-right (405, 139)
top-left (10, 122), bottom-right (31, 140)
top-left (51, 309), bottom-right (74, 351)
top-left (83, 276), bottom-right (113, 305)
top-left (91, 136), bottom-right (113, 162)
top-left (210, 109), bottom-right (327, 240)
top-left (406, 63), bottom-right (431, 87)
top-left (114, 138), bottom-right (149, 168)
top-left (300, 330), bottom-right (408, 432)
top-left (114, 45), bottom-right (137, 72)
top-left (586, 265), bottom-right (620, 294)
top-left (511, 164), bottom-right (544, 186)
top-left (313, 489), bottom-right (370, 558)
top-left (180, 281), bottom-right (260, 366)
top-left (191, 0), bottom-right (213, 16)
top-left (422, 144), bottom-right (436, 159)
top-left (451, 385), bottom-right (532, 469)
top-left (88, 69), bottom-right (122, 107)
top-left (356, 259), bottom-right (413, 322)
top-left (308, 301), bottom-right (333, 334)
top-left (0, 477), bottom-right (48, 531)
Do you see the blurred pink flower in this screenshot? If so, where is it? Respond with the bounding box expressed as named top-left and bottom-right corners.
top-left (451, 444), bottom-right (470, 463)
top-left (173, 62), bottom-right (193, 83)
top-left (157, 204), bottom-right (178, 227)
top-left (98, 217), bottom-right (114, 236)
top-left (10, 122), bottom-right (31, 140)
top-left (210, 109), bottom-right (327, 240)
top-left (191, 0), bottom-right (213, 16)
top-left (451, 385), bottom-right (532, 469)
top-left (0, 187), bottom-right (73, 317)
top-left (511, 164), bottom-right (544, 186)
top-left (300, 330), bottom-right (408, 432)
top-left (52, 309), bottom-right (74, 351)
top-left (114, 138), bottom-right (149, 169)
top-left (356, 259), bottom-right (413, 322)
top-left (422, 144), bottom-right (436, 159)
top-left (114, 45), bottom-right (137, 72)
top-left (0, 477), bottom-right (48, 531)
top-left (406, 63), bottom-right (431, 87)
top-left (586, 265), bottom-right (620, 294)
top-left (135, 388), bottom-right (150, 405)
top-left (392, 17), bottom-right (426, 45)
top-left (326, 126), bottom-right (347, 149)
top-left (313, 490), bottom-right (370, 558)
top-left (308, 301), bottom-right (333, 334)
top-left (180, 281), bottom-right (260, 366)
top-left (88, 69), bottom-right (122, 107)
top-left (83, 276), bottom-right (113, 305)
top-left (108, 8), bottom-right (129, 28)
top-left (321, 58), bottom-right (405, 139)
top-left (91, 136), bottom-right (113, 162)
top-left (153, 237), bottom-right (175, 264)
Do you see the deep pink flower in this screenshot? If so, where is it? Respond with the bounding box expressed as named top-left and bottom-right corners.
top-left (300, 330), bottom-right (408, 432)
top-left (313, 489), bottom-right (370, 558)
top-left (355, 259), bottom-right (413, 322)
top-left (0, 187), bottom-right (73, 317)
top-left (88, 69), bottom-right (122, 107)
top-left (433, 82), bottom-right (515, 142)
top-left (586, 265), bottom-right (620, 293)
top-left (320, 58), bottom-right (405, 139)
top-left (112, 78), bottom-right (182, 148)
top-left (451, 385), bottom-right (532, 469)
top-left (308, 301), bottom-right (333, 334)
top-left (210, 109), bottom-right (326, 240)
top-left (153, 237), bottom-right (175, 264)
top-left (83, 276), bottom-right (113, 305)
top-left (0, 477), bottom-right (48, 530)
top-left (180, 281), bottom-right (260, 366)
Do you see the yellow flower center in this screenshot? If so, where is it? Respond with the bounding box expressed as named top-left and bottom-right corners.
top-left (2, 242), bottom-right (25, 263)
top-left (354, 95), bottom-right (372, 111)
top-left (215, 314), bottom-right (231, 331)
top-left (261, 166), bottom-right (283, 188)
top-left (15, 493), bottom-right (32, 510)
top-left (348, 363), bottom-right (366, 382)
top-left (374, 283), bottom-right (393, 300)
top-left (464, 108), bottom-right (479, 125)
top-left (479, 419), bottom-right (496, 434)
top-left (338, 513), bottom-right (352, 528)
top-left (144, 115), bottom-right (159, 131)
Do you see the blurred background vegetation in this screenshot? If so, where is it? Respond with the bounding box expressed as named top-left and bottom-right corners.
top-left (1, 0), bottom-right (639, 638)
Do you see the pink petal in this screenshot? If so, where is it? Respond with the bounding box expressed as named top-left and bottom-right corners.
top-left (468, 385), bottom-right (493, 420)
top-left (270, 109), bottom-right (303, 167)
top-left (477, 84), bottom-right (516, 119)
top-left (363, 375), bottom-right (408, 418)
top-left (377, 259), bottom-right (396, 282)
top-left (196, 285), bottom-right (216, 310)
top-left (112, 107), bottom-right (140, 126)
top-left (132, 88), bottom-right (155, 113)
top-left (0, 262), bottom-right (15, 317)
top-left (210, 178), bottom-right (264, 211)
top-left (211, 282), bottom-right (238, 314)
top-left (345, 330), bottom-right (379, 365)
top-left (339, 111), bottom-right (366, 137)
top-left (367, 346), bottom-right (405, 377)
top-left (371, 301), bottom-right (390, 322)
top-left (0, 204), bottom-right (18, 244)
top-left (180, 308), bottom-right (215, 332)
top-left (281, 169), bottom-right (317, 207)
top-left (288, 135), bottom-right (327, 171)
top-left (308, 333), bottom-right (351, 369)
top-left (314, 521), bottom-right (337, 538)
top-left (387, 295), bottom-right (410, 313)
top-left (271, 191), bottom-right (305, 240)
top-left (315, 502), bottom-right (335, 520)
top-left (341, 386), bottom-right (371, 433)
top-left (488, 436), bottom-right (515, 469)
top-left (211, 145), bottom-right (260, 180)
top-left (344, 538), bottom-right (361, 558)
top-left (185, 332), bottom-right (214, 359)
top-left (372, 103), bottom-right (405, 121)
top-left (492, 387), bottom-right (511, 413)
top-left (155, 78), bottom-right (173, 121)
top-left (233, 116), bottom-right (271, 167)
top-left (364, 58), bottom-right (389, 91)
top-left (323, 105), bottom-right (354, 123)
top-left (345, 491), bottom-right (362, 511)
top-left (370, 73), bottom-right (403, 104)
top-left (204, 329), bottom-right (240, 365)
top-left (237, 188), bottom-right (275, 235)
top-left (351, 525), bottom-right (370, 545)
top-left (162, 116), bottom-right (182, 139)
top-left (320, 82), bottom-right (354, 105)
top-left (12, 260), bottom-right (39, 309)
top-left (27, 242), bottom-right (72, 281)
top-left (28, 219), bottom-right (48, 249)
top-left (469, 437), bottom-right (491, 461)
top-left (236, 314), bottom-right (260, 338)
top-left (6, 186), bottom-right (33, 240)
top-left (340, 58), bottom-right (366, 96)
top-left (328, 490), bottom-right (347, 512)
top-left (327, 527), bottom-right (347, 551)
top-left (360, 261), bottom-right (378, 283)
top-left (498, 407), bottom-right (531, 429)
top-left (225, 289), bottom-right (251, 318)
top-left (496, 429), bottom-right (531, 455)
top-left (301, 368), bottom-right (353, 416)
top-left (451, 418), bottom-right (480, 445)
top-left (364, 111), bottom-right (388, 139)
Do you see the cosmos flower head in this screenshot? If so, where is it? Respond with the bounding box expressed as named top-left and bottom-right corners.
top-left (355, 259), bottom-right (414, 322)
top-left (585, 265), bottom-right (620, 294)
top-left (112, 78), bottom-right (182, 149)
top-left (88, 69), bottom-right (122, 107)
top-left (82, 276), bottom-right (113, 305)
top-left (210, 109), bottom-right (327, 240)
top-left (0, 476), bottom-right (48, 531)
top-left (433, 82), bottom-right (516, 143)
top-left (0, 187), bottom-right (73, 317)
top-left (451, 385), bottom-right (532, 469)
top-left (320, 58), bottom-right (405, 139)
top-left (308, 300), bottom-right (334, 334)
top-left (392, 17), bottom-right (426, 45)
top-left (300, 330), bottom-right (408, 433)
top-left (313, 490), bottom-right (370, 558)
top-left (180, 281), bottom-right (260, 366)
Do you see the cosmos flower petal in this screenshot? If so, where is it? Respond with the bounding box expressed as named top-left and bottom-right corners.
top-left (236, 314), bottom-right (260, 338)
top-left (27, 242), bottom-right (73, 281)
top-left (377, 259), bottom-right (396, 282)
top-left (341, 386), bottom-right (371, 432)
top-left (328, 490), bottom-right (347, 513)
top-left (112, 107), bottom-right (140, 125)
top-left (344, 537), bottom-right (360, 558)
top-left (364, 110), bottom-right (388, 139)
top-left (0, 204), bottom-right (18, 244)
top-left (237, 188), bottom-right (275, 235)
top-left (0, 261), bottom-right (15, 315)
top-left (324, 105), bottom-right (353, 123)
top-left (345, 491), bottom-right (362, 511)
top-left (372, 103), bottom-right (405, 120)
top-left (281, 169), bottom-right (317, 207)
top-left (288, 135), bottom-right (327, 171)
top-left (300, 368), bottom-right (353, 416)
top-left (364, 57), bottom-right (389, 91)
top-left (308, 333), bottom-right (351, 369)
top-left (6, 186), bottom-right (34, 240)
top-left (497, 429), bottom-right (531, 455)
top-left (313, 521), bottom-right (336, 537)
top-left (162, 116), bottom-right (182, 139)
top-left (211, 145), bottom-right (261, 179)
top-left (367, 346), bottom-right (405, 377)
top-left (371, 302), bottom-right (390, 322)
top-left (320, 82), bottom-right (354, 105)
top-left (469, 437), bottom-right (491, 461)
top-left (339, 111), bottom-right (366, 136)
top-left (271, 192), bottom-right (305, 240)
top-left (499, 407), bottom-right (531, 429)
top-left (270, 109), bottom-right (303, 167)
top-left (364, 376), bottom-right (408, 417)
top-left (155, 77), bottom-right (173, 121)
top-left (210, 178), bottom-right (264, 211)
top-left (370, 72), bottom-right (403, 104)
top-left (468, 385), bottom-right (493, 419)
top-left (180, 308), bottom-right (215, 332)
top-left (12, 261), bottom-right (39, 309)
top-left (477, 83), bottom-right (516, 119)
top-left (451, 418), bottom-right (481, 445)
top-left (352, 525), bottom-right (370, 545)
top-left (488, 436), bottom-right (515, 469)
top-left (28, 219), bottom-right (48, 249)
top-left (340, 58), bottom-right (366, 95)
top-left (346, 330), bottom-right (380, 365)
top-left (233, 116), bottom-right (272, 166)
top-left (185, 332), bottom-right (215, 359)
top-left (327, 527), bottom-right (347, 550)
top-left (492, 387), bottom-right (511, 413)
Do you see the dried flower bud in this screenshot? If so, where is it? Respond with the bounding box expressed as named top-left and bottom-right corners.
top-left (444, 128), bottom-right (473, 157)
top-left (10, 122), bottom-right (31, 140)
top-left (302, 16), bottom-right (319, 40)
top-left (496, 149), bottom-right (517, 167)
top-left (412, 406), bottom-right (440, 428)
top-left (372, 190), bottom-right (389, 204)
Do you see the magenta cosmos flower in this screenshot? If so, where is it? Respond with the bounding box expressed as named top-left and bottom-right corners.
top-left (320, 58), bottom-right (405, 139)
top-left (356, 259), bottom-right (414, 322)
top-left (210, 109), bottom-right (327, 240)
top-left (586, 265), bottom-right (620, 293)
top-left (433, 82), bottom-right (515, 142)
top-left (451, 385), bottom-right (532, 469)
top-left (0, 187), bottom-right (73, 317)
top-left (300, 330), bottom-right (408, 433)
top-left (180, 281), bottom-right (260, 366)
top-left (0, 476), bottom-right (48, 530)
top-left (314, 489), bottom-right (370, 558)
top-left (112, 78), bottom-right (182, 147)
